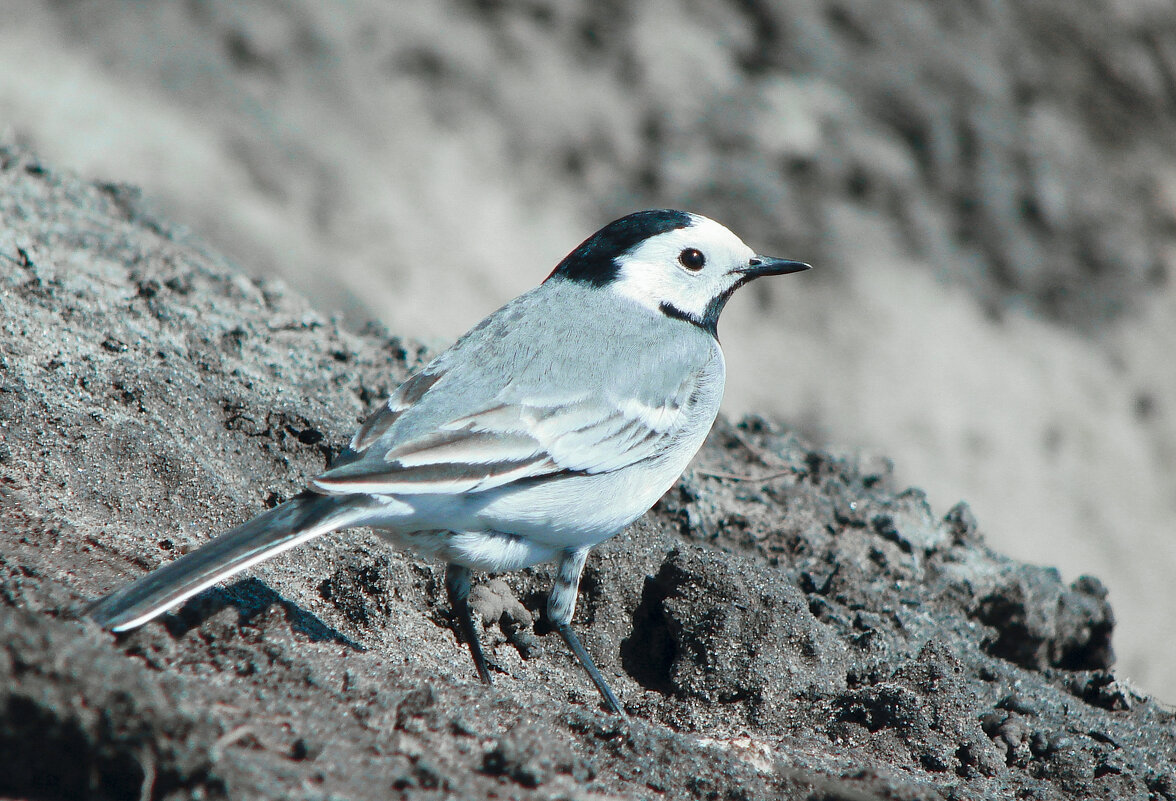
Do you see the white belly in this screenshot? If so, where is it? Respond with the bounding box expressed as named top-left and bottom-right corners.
top-left (368, 433), bottom-right (707, 573)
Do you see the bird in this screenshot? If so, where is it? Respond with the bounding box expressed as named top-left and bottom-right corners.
top-left (87, 209), bottom-right (810, 714)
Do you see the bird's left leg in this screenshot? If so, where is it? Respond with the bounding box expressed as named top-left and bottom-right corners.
top-left (550, 547), bottom-right (623, 715)
top-left (445, 562), bottom-right (493, 685)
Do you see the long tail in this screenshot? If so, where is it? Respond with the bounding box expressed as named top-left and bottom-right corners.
top-left (88, 491), bottom-right (372, 631)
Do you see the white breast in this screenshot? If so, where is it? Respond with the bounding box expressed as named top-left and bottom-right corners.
top-left (460, 344), bottom-right (725, 552)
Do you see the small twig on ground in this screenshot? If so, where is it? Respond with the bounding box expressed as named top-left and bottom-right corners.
top-left (211, 725), bottom-right (257, 761)
top-left (696, 469), bottom-right (794, 482)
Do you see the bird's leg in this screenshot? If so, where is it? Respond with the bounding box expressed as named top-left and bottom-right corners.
top-left (550, 548), bottom-right (623, 715)
top-left (445, 563), bottom-right (492, 685)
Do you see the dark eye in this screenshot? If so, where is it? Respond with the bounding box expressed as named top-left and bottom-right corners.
top-left (678, 248), bottom-right (705, 271)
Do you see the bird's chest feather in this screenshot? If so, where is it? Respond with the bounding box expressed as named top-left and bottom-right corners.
top-left (471, 346), bottom-right (725, 545)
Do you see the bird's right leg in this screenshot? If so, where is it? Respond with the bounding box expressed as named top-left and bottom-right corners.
top-left (445, 563), bottom-right (492, 685)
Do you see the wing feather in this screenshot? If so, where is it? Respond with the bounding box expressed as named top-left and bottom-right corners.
top-left (313, 372), bottom-right (698, 497)
top-left (350, 370), bottom-right (443, 452)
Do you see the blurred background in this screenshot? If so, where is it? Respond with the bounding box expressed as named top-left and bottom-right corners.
top-left (1, 1), bottom-right (1173, 701)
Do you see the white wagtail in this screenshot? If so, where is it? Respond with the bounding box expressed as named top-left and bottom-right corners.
top-left (88, 210), bottom-right (810, 714)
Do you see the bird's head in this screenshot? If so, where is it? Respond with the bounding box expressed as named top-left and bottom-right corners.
top-left (546, 210), bottom-right (809, 336)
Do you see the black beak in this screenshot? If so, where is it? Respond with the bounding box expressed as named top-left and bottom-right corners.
top-left (737, 255), bottom-right (812, 278)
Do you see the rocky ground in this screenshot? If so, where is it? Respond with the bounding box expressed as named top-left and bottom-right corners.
top-left (3, 146), bottom-right (1174, 798)
top-left (2, 0), bottom-right (1174, 700)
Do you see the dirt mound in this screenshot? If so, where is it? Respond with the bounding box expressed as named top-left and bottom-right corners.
top-left (2, 147), bottom-right (1172, 799)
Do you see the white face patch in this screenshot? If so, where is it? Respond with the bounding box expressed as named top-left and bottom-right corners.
top-left (607, 214), bottom-right (758, 322)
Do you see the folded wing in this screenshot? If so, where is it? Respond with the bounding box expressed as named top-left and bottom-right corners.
top-left (311, 373), bottom-right (697, 497)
